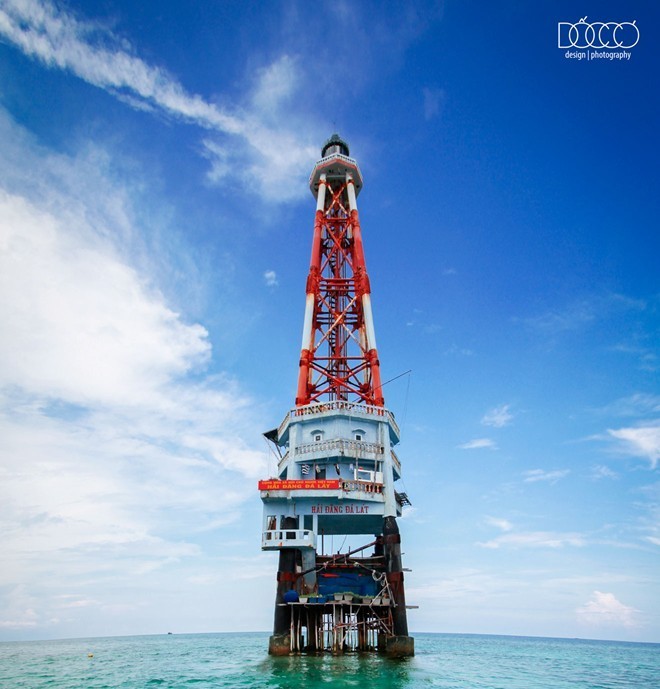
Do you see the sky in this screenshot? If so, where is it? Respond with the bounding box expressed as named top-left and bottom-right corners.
top-left (0, 0), bottom-right (658, 643)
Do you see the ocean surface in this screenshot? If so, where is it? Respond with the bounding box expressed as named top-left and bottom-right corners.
top-left (1, 632), bottom-right (658, 688)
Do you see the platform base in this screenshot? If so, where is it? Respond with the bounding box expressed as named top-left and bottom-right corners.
top-left (268, 634), bottom-right (291, 656)
top-left (384, 635), bottom-right (415, 658)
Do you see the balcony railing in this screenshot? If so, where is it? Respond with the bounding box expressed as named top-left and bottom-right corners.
top-left (295, 438), bottom-right (384, 457)
top-left (278, 402), bottom-right (400, 439)
top-left (309, 153), bottom-right (362, 182)
top-left (391, 450), bottom-right (402, 476)
top-left (261, 528), bottom-right (316, 550)
top-left (341, 480), bottom-right (384, 495)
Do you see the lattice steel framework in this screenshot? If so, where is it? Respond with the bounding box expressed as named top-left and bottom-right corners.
top-left (295, 159), bottom-right (384, 408)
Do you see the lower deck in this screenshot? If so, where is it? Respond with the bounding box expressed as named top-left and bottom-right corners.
top-left (285, 599), bottom-right (395, 653)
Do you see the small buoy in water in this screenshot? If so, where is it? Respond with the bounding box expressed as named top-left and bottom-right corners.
top-left (87, 653), bottom-right (94, 658)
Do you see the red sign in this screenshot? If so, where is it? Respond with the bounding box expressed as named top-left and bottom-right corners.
top-left (258, 479), bottom-right (341, 491)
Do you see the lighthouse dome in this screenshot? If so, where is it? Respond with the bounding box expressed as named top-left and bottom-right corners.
top-left (321, 133), bottom-right (350, 158)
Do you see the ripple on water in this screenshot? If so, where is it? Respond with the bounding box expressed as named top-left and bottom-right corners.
top-left (0, 633), bottom-right (658, 689)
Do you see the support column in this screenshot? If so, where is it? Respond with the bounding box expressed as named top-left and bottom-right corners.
top-left (346, 174), bottom-right (384, 406)
top-left (383, 516), bottom-right (414, 657)
top-left (296, 175), bottom-right (326, 406)
top-left (268, 517), bottom-right (298, 656)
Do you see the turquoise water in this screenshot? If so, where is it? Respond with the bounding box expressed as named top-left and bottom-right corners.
top-left (1, 632), bottom-right (658, 688)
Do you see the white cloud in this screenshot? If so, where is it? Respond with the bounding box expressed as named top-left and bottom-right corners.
top-left (479, 531), bottom-right (585, 549)
top-left (0, 0), bottom-right (319, 203)
top-left (484, 516), bottom-right (513, 532)
top-left (0, 587), bottom-right (40, 629)
top-left (576, 591), bottom-right (639, 629)
top-left (481, 404), bottom-right (513, 428)
top-left (263, 270), bottom-right (279, 287)
top-left (458, 438), bottom-right (497, 450)
top-left (608, 424), bottom-right (660, 469)
top-left (0, 190), bottom-right (209, 407)
top-left (0, 0), bottom-right (239, 132)
top-left (523, 469), bottom-right (570, 484)
top-left (591, 464), bottom-right (618, 480)
top-left (0, 109), bottom-right (268, 636)
top-left (251, 55), bottom-right (299, 114)
top-left (598, 393), bottom-right (660, 418)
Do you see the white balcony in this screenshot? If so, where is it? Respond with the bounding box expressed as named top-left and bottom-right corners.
top-left (295, 438), bottom-right (384, 459)
top-left (261, 528), bottom-right (316, 550)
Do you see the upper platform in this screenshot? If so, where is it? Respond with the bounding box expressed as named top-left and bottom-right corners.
top-left (277, 401), bottom-right (400, 447)
top-left (309, 134), bottom-right (363, 197)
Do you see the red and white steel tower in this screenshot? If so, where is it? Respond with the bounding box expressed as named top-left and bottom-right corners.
top-left (296, 134), bottom-right (383, 408)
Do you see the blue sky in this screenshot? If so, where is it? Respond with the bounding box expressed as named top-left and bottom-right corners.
top-left (0, 0), bottom-right (658, 643)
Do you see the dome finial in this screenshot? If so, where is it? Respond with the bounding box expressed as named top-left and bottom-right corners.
top-left (321, 133), bottom-right (350, 158)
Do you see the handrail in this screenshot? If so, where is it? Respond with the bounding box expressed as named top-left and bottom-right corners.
top-left (279, 402), bottom-right (400, 438)
top-left (295, 438), bottom-right (383, 456)
top-left (262, 528), bottom-right (316, 548)
top-left (309, 153), bottom-right (362, 181)
top-left (391, 450), bottom-right (402, 475)
top-left (341, 480), bottom-right (384, 494)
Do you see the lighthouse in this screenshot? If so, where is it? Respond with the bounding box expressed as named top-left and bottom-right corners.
top-left (259, 134), bottom-right (414, 657)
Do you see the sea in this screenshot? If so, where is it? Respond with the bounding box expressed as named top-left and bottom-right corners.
top-left (0, 632), bottom-right (658, 689)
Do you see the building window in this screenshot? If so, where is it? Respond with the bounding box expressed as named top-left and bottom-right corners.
top-left (353, 428), bottom-right (366, 441)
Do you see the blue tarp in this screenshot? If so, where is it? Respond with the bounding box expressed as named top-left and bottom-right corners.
top-left (317, 570), bottom-right (378, 597)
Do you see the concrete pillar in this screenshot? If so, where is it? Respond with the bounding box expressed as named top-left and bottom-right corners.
top-left (383, 516), bottom-right (414, 656)
top-left (269, 517), bottom-right (298, 655)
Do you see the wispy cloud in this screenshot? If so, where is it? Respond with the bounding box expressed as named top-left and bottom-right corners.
top-left (611, 342), bottom-right (659, 371)
top-left (521, 293), bottom-right (646, 335)
top-left (458, 438), bottom-right (497, 450)
top-left (591, 464), bottom-right (618, 480)
top-left (484, 516), bottom-right (513, 532)
top-left (479, 531), bottom-right (584, 549)
top-left (263, 270), bottom-right (279, 287)
top-left (576, 591), bottom-right (640, 629)
top-left (596, 393), bottom-right (660, 418)
top-left (0, 0), bottom-right (318, 202)
top-left (523, 469), bottom-right (570, 484)
top-left (482, 404), bottom-right (513, 428)
top-left (0, 0), bottom-right (241, 131)
top-left (444, 344), bottom-right (474, 356)
top-left (607, 424), bottom-right (660, 469)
